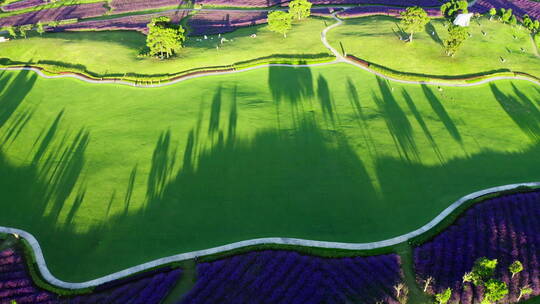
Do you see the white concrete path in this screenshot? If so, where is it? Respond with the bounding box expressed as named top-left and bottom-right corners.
top-left (0, 182), bottom-right (538, 289)
top-left (1, 13), bottom-right (539, 87)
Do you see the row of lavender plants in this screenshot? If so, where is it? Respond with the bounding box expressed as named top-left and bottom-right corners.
top-left (178, 250), bottom-right (404, 304)
top-left (471, 0), bottom-right (540, 20)
top-left (414, 190), bottom-right (540, 304)
top-left (187, 10), bottom-right (267, 35)
top-left (53, 10), bottom-right (189, 33)
top-left (109, 0), bottom-right (182, 13)
top-left (0, 247), bottom-right (182, 304)
top-left (0, 0), bottom-right (44, 12)
top-left (337, 5), bottom-right (441, 18)
top-left (0, 2), bottom-right (107, 27)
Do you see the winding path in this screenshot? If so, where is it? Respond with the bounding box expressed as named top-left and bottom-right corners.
top-left (1, 8), bottom-right (540, 291)
top-left (1, 13), bottom-right (540, 87)
top-left (1, 182), bottom-right (539, 289)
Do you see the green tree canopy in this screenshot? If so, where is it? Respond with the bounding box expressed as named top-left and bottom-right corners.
top-left (289, 0), bottom-right (312, 20)
top-left (518, 286), bottom-right (533, 301)
top-left (481, 279), bottom-right (509, 304)
top-left (508, 260), bottom-right (523, 278)
top-left (399, 6), bottom-right (430, 43)
top-left (500, 8), bottom-right (513, 23)
top-left (146, 16), bottom-right (185, 59)
top-left (36, 22), bottom-right (45, 35)
top-left (523, 15), bottom-right (540, 33)
top-left (440, 0), bottom-right (468, 19)
top-left (463, 258), bottom-right (498, 286)
top-left (443, 24), bottom-right (469, 56)
top-left (435, 288), bottom-right (452, 304)
top-left (267, 11), bottom-right (293, 37)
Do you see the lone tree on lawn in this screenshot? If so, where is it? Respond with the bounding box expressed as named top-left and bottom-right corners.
top-left (268, 11), bottom-right (293, 37)
top-left (146, 16), bottom-right (185, 59)
top-left (289, 0), bottom-right (312, 20)
top-left (400, 6), bottom-right (430, 43)
top-left (443, 24), bottom-right (469, 56)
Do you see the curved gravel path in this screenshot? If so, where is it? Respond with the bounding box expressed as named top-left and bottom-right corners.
top-left (0, 182), bottom-right (538, 289)
top-left (1, 13), bottom-right (539, 87)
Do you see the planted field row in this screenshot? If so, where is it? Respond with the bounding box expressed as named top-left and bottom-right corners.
top-left (0, 0), bottom-right (44, 12)
top-left (110, 0), bottom-right (183, 13)
top-left (53, 10), bottom-right (188, 33)
top-left (0, 2), bottom-right (107, 27)
top-left (187, 10), bottom-right (267, 35)
top-left (0, 247), bottom-right (182, 304)
top-left (337, 5), bottom-right (441, 17)
top-left (471, 0), bottom-right (540, 20)
top-left (414, 191), bottom-right (540, 304)
top-left (179, 251), bottom-right (404, 304)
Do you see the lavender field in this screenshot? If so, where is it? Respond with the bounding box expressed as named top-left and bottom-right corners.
top-left (0, 0), bottom-right (44, 12)
top-left (0, 2), bottom-right (108, 27)
top-left (0, 247), bottom-right (182, 304)
top-left (414, 191), bottom-right (540, 304)
top-left (179, 251), bottom-right (404, 304)
top-left (337, 5), bottom-right (441, 18)
top-left (471, 0), bottom-right (540, 20)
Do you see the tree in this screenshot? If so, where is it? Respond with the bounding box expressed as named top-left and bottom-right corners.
top-left (289, 0), bottom-right (312, 20)
top-left (517, 286), bottom-right (533, 302)
top-left (508, 260), bottom-right (523, 278)
top-left (399, 6), bottom-right (430, 43)
top-left (443, 25), bottom-right (469, 56)
top-left (434, 288), bottom-right (452, 304)
top-left (523, 15), bottom-right (540, 33)
top-left (463, 258), bottom-right (498, 286)
top-left (6, 26), bottom-right (17, 38)
top-left (481, 279), bottom-right (508, 304)
top-left (18, 25), bottom-right (32, 39)
top-left (510, 14), bottom-right (517, 26)
top-left (440, 0), bottom-right (468, 19)
top-left (500, 8), bottom-right (513, 23)
top-left (488, 7), bottom-right (496, 20)
top-left (146, 16), bottom-right (185, 59)
top-left (267, 11), bottom-right (292, 37)
top-left (36, 22), bottom-right (45, 35)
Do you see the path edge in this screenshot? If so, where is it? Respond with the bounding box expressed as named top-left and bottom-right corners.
top-left (1, 182), bottom-right (539, 289)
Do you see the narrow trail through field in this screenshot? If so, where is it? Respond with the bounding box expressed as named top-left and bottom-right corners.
top-left (0, 182), bottom-right (538, 289)
top-left (1, 12), bottom-right (540, 87)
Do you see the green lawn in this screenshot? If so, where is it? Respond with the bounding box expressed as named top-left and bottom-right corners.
top-left (1, 63), bottom-right (539, 281)
top-left (328, 16), bottom-right (540, 78)
top-left (0, 18), bottom-right (332, 77)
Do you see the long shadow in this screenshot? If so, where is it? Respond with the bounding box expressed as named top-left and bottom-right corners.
top-left (208, 87), bottom-right (222, 136)
top-left (425, 22), bottom-right (442, 46)
top-left (421, 84), bottom-right (462, 143)
top-left (268, 65), bottom-right (314, 108)
top-left (374, 77), bottom-right (418, 162)
top-left (0, 69), bottom-right (38, 129)
top-left (123, 164), bottom-right (138, 215)
top-left (316, 75), bottom-right (335, 125)
top-left (346, 78), bottom-right (376, 156)
top-left (401, 89), bottom-right (443, 162)
top-left (146, 130), bottom-right (176, 202)
top-left (490, 83), bottom-right (540, 141)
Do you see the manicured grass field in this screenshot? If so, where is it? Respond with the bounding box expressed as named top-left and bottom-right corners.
top-left (0, 18), bottom-right (331, 76)
top-left (328, 16), bottom-right (540, 77)
top-left (1, 63), bottom-right (539, 281)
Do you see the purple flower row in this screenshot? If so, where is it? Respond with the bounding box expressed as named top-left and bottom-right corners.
top-left (52, 10), bottom-right (189, 33)
top-left (0, 247), bottom-right (182, 304)
top-left (178, 250), bottom-right (403, 304)
top-left (309, 0), bottom-right (446, 6)
top-left (0, 0), bottom-right (45, 12)
top-left (0, 2), bottom-right (108, 27)
top-left (337, 5), bottom-right (441, 17)
top-left (187, 10), bottom-right (267, 35)
top-left (109, 0), bottom-right (184, 13)
top-left (470, 0), bottom-right (540, 20)
top-left (414, 191), bottom-right (540, 304)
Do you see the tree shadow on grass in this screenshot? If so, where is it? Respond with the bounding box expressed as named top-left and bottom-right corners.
top-left (425, 22), bottom-right (442, 46)
top-left (490, 83), bottom-right (540, 141)
top-left (373, 77), bottom-right (418, 162)
top-left (0, 70), bottom-right (37, 129)
top-left (421, 84), bottom-right (462, 144)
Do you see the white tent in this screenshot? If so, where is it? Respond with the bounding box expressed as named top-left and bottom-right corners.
top-left (453, 13), bottom-right (474, 27)
top-left (0, 37), bottom-right (9, 43)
